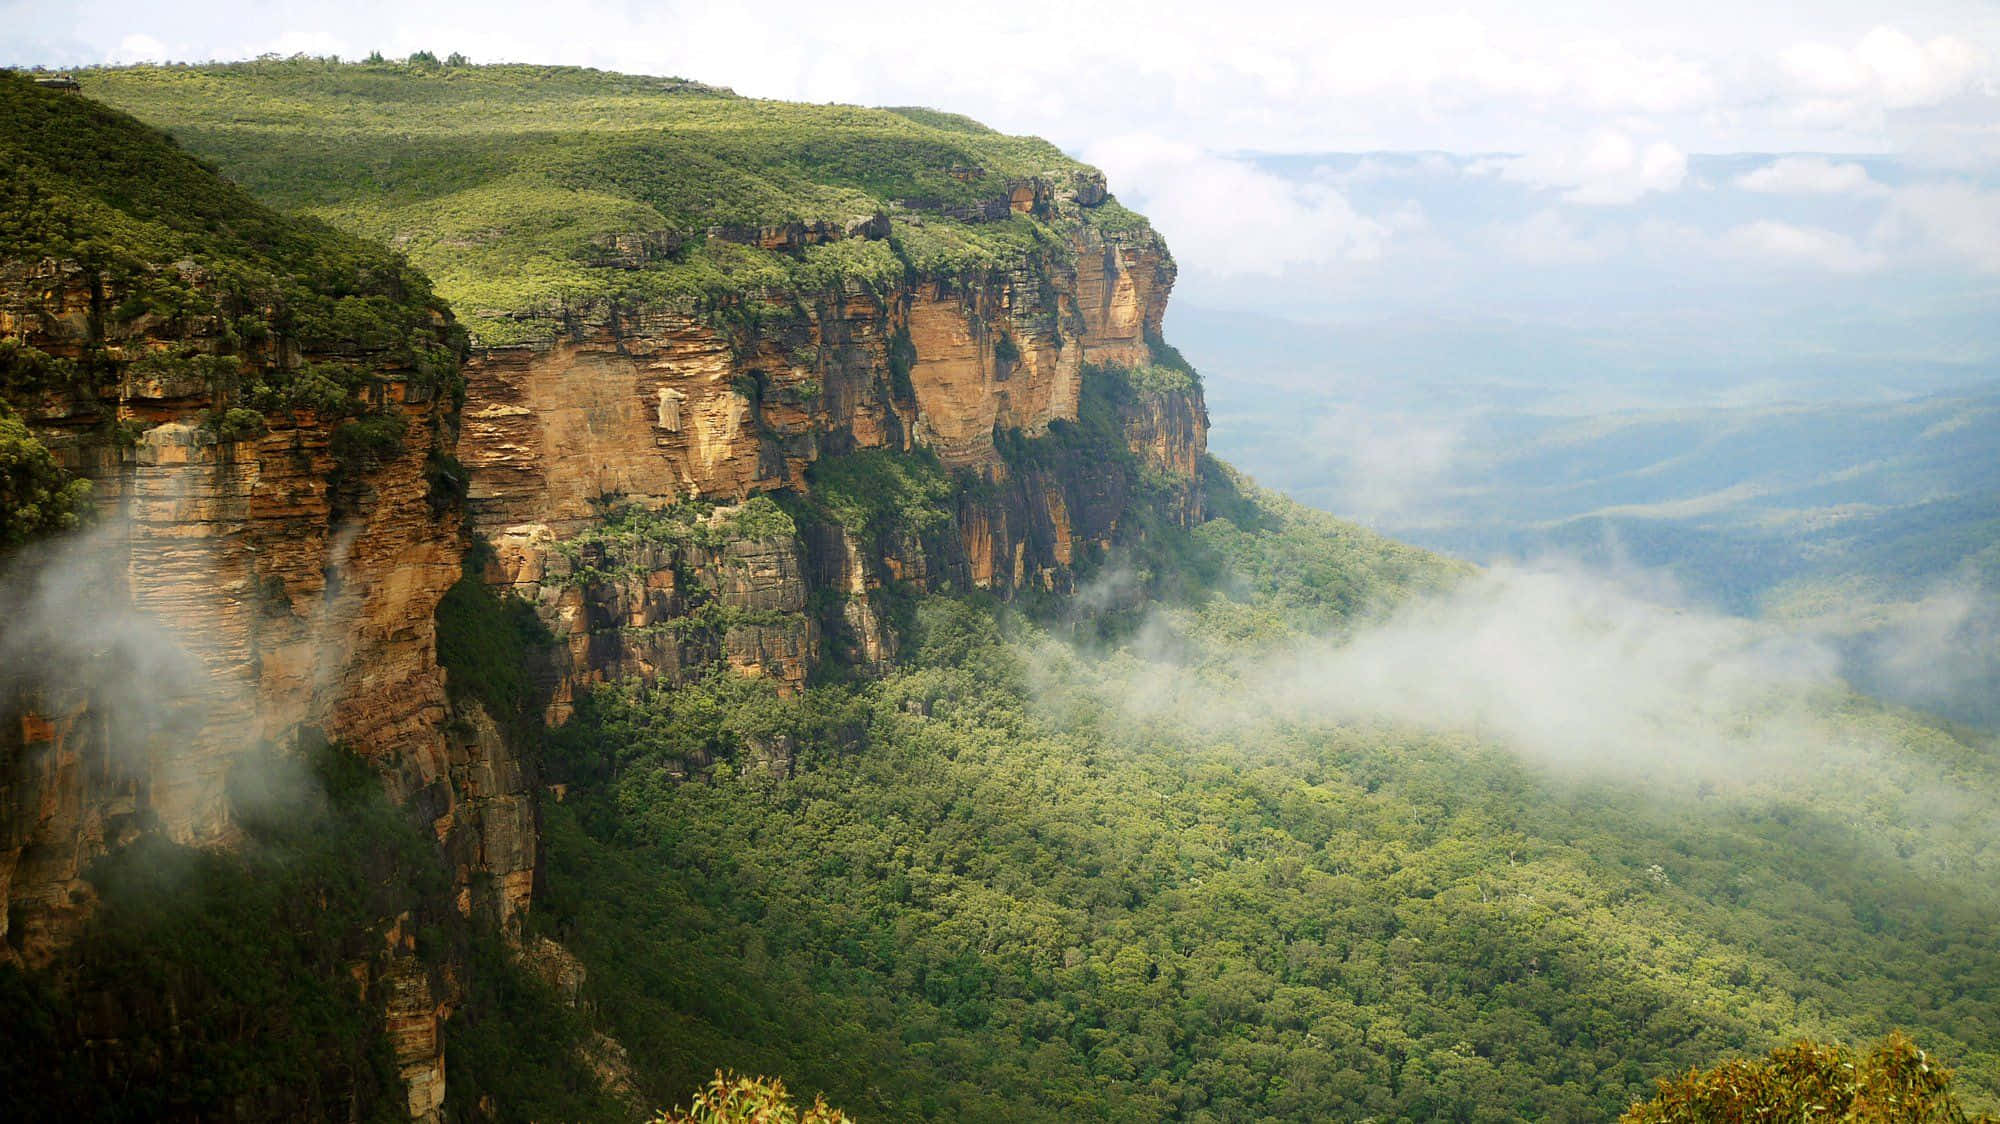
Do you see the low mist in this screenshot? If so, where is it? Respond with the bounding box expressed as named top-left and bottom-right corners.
top-left (1039, 557), bottom-right (1998, 824)
top-left (0, 524), bottom-right (210, 764)
top-left (0, 521), bottom-right (328, 841)
top-left (1832, 576), bottom-right (2000, 731)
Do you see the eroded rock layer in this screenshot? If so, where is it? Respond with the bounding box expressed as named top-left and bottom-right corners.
top-left (0, 260), bottom-right (515, 1121)
top-left (461, 193), bottom-right (1208, 705)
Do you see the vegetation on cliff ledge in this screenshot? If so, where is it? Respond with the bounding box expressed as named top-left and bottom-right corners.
top-left (0, 399), bottom-right (92, 550)
top-left (83, 57), bottom-right (1158, 344)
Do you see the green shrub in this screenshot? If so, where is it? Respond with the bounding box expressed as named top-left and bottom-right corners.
top-left (992, 331), bottom-right (1020, 366)
top-left (207, 406), bottom-right (266, 442)
top-left (720, 494), bottom-right (798, 541)
top-left (1623, 1033), bottom-right (1995, 1123)
top-left (330, 410), bottom-right (408, 470)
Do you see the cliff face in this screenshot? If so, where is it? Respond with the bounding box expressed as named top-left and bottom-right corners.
top-left (464, 182), bottom-right (1207, 706)
top-left (0, 255), bottom-right (519, 1118)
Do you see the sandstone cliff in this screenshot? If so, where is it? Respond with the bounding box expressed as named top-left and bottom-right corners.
top-left (0, 258), bottom-right (507, 1120)
top-left (464, 181), bottom-right (1207, 708)
top-left (0, 76), bottom-right (528, 1121)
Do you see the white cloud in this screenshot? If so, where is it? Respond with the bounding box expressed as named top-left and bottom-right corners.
top-left (1782, 27), bottom-right (1986, 109)
top-left (1493, 130), bottom-right (1688, 205)
top-left (8, 2), bottom-right (1998, 162)
top-left (1559, 39), bottom-right (1718, 114)
top-left (1736, 156), bottom-right (1885, 196)
top-left (1778, 27), bottom-right (1992, 134)
top-left (1072, 560), bottom-right (1856, 783)
top-left (1086, 135), bottom-right (1394, 277)
top-left (104, 33), bottom-right (170, 64)
top-left (1718, 220), bottom-right (1884, 273)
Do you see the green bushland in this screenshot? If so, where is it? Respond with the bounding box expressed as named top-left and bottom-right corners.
top-left (798, 447), bottom-right (957, 543)
top-left (0, 744), bottom-right (444, 1121)
top-left (442, 926), bottom-right (629, 1123)
top-left (436, 561), bottom-right (550, 727)
top-left (529, 447), bottom-right (2000, 1122)
top-left (431, 550), bottom-right (634, 1121)
top-left (548, 497), bottom-right (800, 588)
top-left (721, 495), bottom-right (799, 542)
top-left (0, 71), bottom-right (463, 418)
top-left (83, 58), bottom-right (1154, 345)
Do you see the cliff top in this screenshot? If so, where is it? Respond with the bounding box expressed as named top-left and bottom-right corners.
top-left (84, 58), bottom-right (1162, 345)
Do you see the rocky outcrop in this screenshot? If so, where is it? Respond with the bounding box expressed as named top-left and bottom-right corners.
top-left (1075, 230), bottom-right (1175, 369)
top-left (457, 184), bottom-right (1207, 705)
top-left (483, 504), bottom-right (817, 721)
top-left (1120, 383), bottom-right (1210, 525)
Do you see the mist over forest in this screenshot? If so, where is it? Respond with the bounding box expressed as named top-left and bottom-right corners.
top-left (1141, 151), bottom-right (2000, 729)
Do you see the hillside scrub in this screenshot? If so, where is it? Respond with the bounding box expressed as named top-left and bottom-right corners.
top-left (0, 72), bottom-right (462, 400)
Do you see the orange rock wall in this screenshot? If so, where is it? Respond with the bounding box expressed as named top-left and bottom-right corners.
top-left (459, 206), bottom-right (1199, 704)
top-left (0, 262), bottom-right (513, 1122)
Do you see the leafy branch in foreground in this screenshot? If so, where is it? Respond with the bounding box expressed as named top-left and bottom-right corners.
top-left (653, 1072), bottom-right (854, 1124)
top-left (1623, 1033), bottom-right (1997, 1123)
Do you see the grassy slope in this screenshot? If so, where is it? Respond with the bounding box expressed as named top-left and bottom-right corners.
top-left (83, 58), bottom-right (1150, 343)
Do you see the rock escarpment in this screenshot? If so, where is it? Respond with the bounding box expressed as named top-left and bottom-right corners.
top-left (80, 58), bottom-right (1215, 716)
top-left (465, 184), bottom-right (1206, 707)
top-left (0, 271), bottom-right (494, 1123)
